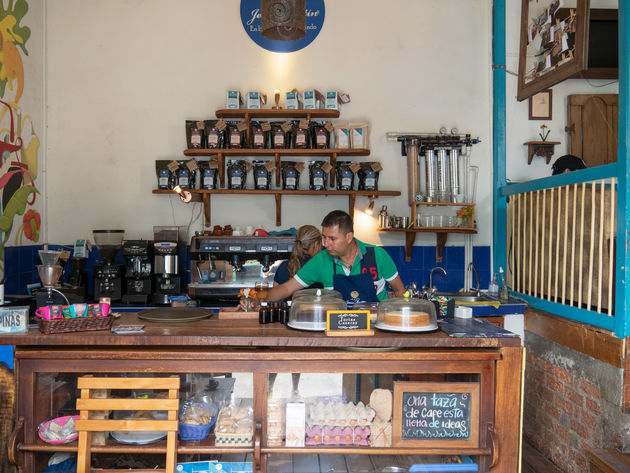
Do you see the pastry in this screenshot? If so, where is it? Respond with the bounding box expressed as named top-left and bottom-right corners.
top-left (383, 310), bottom-right (430, 327)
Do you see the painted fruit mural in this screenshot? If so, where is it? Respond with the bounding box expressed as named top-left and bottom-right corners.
top-left (0, 0), bottom-right (38, 272)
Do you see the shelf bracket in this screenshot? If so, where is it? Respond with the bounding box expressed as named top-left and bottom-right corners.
top-left (8, 416), bottom-right (24, 468)
top-left (274, 153), bottom-right (281, 187)
top-left (203, 194), bottom-right (211, 228)
top-left (330, 152), bottom-right (338, 188)
top-left (348, 194), bottom-right (356, 220)
top-left (275, 194), bottom-right (282, 226)
top-left (404, 231), bottom-right (417, 262)
top-left (436, 232), bottom-right (448, 262)
top-left (218, 153), bottom-right (225, 188)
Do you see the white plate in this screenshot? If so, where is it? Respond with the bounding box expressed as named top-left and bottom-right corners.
top-left (110, 430), bottom-right (167, 445)
top-left (374, 321), bottom-right (439, 333)
top-left (286, 320), bottom-right (326, 331)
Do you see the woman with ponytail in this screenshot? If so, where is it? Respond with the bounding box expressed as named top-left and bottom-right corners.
top-left (273, 225), bottom-right (322, 286)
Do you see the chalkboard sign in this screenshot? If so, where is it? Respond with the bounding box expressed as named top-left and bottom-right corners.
top-left (326, 310), bottom-right (370, 331)
top-left (393, 381), bottom-right (480, 448)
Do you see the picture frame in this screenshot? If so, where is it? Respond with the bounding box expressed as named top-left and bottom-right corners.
top-left (529, 89), bottom-right (553, 120)
top-left (517, 0), bottom-right (590, 101)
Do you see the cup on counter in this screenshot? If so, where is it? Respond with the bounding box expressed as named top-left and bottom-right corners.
top-left (255, 282), bottom-right (269, 300)
top-left (35, 305), bottom-right (65, 320)
top-left (245, 225), bottom-right (254, 235)
top-left (62, 303), bottom-right (88, 318)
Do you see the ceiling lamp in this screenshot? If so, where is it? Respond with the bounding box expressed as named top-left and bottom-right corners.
top-left (261, 0), bottom-right (306, 41)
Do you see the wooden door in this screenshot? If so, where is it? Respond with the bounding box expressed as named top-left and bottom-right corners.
top-left (566, 94), bottom-right (618, 167)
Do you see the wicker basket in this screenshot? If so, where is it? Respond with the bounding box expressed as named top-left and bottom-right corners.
top-left (37, 316), bottom-right (113, 334)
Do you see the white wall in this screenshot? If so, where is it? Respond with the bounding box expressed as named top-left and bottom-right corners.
top-left (505, 0), bottom-right (619, 183)
top-left (45, 0), bottom-right (494, 247)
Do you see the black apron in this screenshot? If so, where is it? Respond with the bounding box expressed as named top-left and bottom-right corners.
top-left (332, 246), bottom-right (379, 306)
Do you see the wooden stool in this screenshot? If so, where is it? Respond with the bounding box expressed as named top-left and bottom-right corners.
top-left (75, 375), bottom-right (180, 473)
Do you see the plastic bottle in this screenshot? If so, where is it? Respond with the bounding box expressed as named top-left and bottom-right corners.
top-left (499, 267), bottom-right (508, 301)
top-left (488, 273), bottom-right (499, 298)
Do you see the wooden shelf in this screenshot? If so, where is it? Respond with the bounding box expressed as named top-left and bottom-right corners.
top-left (523, 140), bottom-right (561, 165)
top-left (183, 148), bottom-right (370, 188)
top-left (154, 189), bottom-right (401, 227)
top-left (215, 108), bottom-right (340, 119)
top-left (377, 227), bottom-right (477, 263)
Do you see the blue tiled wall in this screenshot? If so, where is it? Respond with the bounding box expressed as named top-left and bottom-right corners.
top-left (383, 245), bottom-right (492, 293)
top-left (3, 244), bottom-right (492, 296)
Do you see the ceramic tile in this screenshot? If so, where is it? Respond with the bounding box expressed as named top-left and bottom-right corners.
top-left (444, 246), bottom-right (465, 271)
top-left (473, 246), bottom-right (491, 272)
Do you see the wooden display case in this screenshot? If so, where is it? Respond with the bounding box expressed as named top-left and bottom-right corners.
top-left (4, 315), bottom-right (523, 473)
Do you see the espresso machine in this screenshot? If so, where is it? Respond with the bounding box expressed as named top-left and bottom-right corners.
top-left (187, 234), bottom-right (294, 303)
top-left (122, 240), bottom-right (153, 304)
top-left (92, 229), bottom-right (125, 302)
top-left (152, 227), bottom-right (186, 305)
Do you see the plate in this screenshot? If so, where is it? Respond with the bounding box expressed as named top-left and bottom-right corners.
top-left (137, 307), bottom-right (213, 323)
top-left (110, 430), bottom-right (167, 445)
top-left (374, 321), bottom-right (439, 333)
top-left (286, 320), bottom-right (325, 332)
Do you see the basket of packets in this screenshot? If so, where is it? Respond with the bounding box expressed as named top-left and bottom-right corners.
top-left (35, 303), bottom-right (112, 334)
top-left (178, 400), bottom-right (218, 441)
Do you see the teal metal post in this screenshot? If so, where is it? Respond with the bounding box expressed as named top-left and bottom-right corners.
top-left (492, 0), bottom-right (507, 275)
top-left (615, 1), bottom-right (629, 338)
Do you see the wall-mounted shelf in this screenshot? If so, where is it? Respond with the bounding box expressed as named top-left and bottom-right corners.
top-left (524, 141), bottom-right (561, 165)
top-left (378, 202), bottom-right (476, 262)
top-left (154, 189), bottom-right (401, 227)
top-left (215, 108), bottom-right (340, 120)
top-left (183, 148), bottom-right (370, 188)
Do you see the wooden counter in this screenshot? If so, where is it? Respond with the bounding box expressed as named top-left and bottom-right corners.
top-left (1, 313), bottom-right (521, 348)
top-left (3, 315), bottom-right (523, 473)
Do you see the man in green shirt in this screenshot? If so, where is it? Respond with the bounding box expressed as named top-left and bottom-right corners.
top-left (262, 210), bottom-right (405, 305)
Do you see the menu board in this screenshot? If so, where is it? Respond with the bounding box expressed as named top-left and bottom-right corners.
top-left (326, 310), bottom-right (370, 331)
top-left (392, 381), bottom-right (480, 448)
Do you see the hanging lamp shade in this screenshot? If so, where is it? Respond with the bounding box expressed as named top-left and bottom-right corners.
top-left (261, 0), bottom-right (306, 41)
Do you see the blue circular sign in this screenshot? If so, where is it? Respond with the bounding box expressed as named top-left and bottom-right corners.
top-left (240, 0), bottom-right (325, 53)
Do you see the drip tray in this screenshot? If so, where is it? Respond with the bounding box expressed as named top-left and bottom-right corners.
top-left (136, 307), bottom-right (214, 323)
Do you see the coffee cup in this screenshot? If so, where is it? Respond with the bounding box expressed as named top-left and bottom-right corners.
top-left (35, 305), bottom-right (64, 320)
top-left (62, 303), bottom-right (88, 318)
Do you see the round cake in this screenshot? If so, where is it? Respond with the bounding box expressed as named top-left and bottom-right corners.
top-left (384, 310), bottom-right (430, 327)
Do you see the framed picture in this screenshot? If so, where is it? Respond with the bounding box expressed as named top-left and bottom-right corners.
top-left (517, 0), bottom-right (590, 101)
top-left (529, 89), bottom-right (553, 120)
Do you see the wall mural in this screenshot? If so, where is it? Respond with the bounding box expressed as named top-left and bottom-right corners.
top-left (0, 0), bottom-right (39, 272)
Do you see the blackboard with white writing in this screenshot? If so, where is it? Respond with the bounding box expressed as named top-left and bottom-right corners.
top-left (401, 392), bottom-right (471, 440)
top-left (326, 310), bottom-right (370, 331)
top-left (393, 381), bottom-right (480, 447)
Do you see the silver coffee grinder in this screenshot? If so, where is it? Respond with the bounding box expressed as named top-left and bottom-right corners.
top-left (152, 227), bottom-right (184, 305)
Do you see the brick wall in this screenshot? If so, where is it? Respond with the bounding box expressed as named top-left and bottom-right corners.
top-left (524, 332), bottom-right (630, 473)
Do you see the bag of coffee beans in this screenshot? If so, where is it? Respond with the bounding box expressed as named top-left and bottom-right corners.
top-left (155, 160), bottom-right (175, 189)
top-left (281, 161), bottom-right (302, 190)
top-left (176, 161), bottom-right (194, 189)
top-left (309, 161), bottom-right (328, 191)
top-left (198, 160), bottom-right (219, 190)
top-left (250, 121), bottom-right (269, 149)
top-left (336, 161), bottom-right (355, 190)
top-left (227, 122), bottom-right (246, 149)
top-left (311, 121), bottom-right (331, 149)
top-left (271, 122), bottom-right (289, 149)
top-left (227, 159), bottom-right (248, 189)
top-left (292, 120), bottom-right (310, 149)
top-left (205, 119), bottom-right (226, 148)
top-left (253, 160), bottom-right (272, 190)
top-left (358, 162), bottom-right (381, 191)
top-left (186, 120), bottom-right (205, 149)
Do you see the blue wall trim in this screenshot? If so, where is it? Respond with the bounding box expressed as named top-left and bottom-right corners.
top-left (492, 0), bottom-right (507, 276)
top-left (615, 1), bottom-right (629, 338)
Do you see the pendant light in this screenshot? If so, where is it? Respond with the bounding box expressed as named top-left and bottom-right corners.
top-left (261, 0), bottom-right (306, 41)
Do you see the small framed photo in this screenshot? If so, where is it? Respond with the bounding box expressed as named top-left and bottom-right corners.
top-left (529, 89), bottom-right (553, 120)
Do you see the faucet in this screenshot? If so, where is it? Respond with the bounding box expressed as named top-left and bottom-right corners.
top-left (423, 266), bottom-right (447, 298)
top-left (467, 262), bottom-right (480, 296)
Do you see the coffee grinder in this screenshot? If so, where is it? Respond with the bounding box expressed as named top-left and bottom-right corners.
top-left (35, 250), bottom-right (70, 307)
top-left (152, 227), bottom-right (184, 305)
top-left (122, 240), bottom-right (153, 304)
top-left (92, 229), bottom-right (125, 302)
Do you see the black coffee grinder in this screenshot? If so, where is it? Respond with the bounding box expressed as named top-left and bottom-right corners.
top-left (92, 230), bottom-right (125, 302)
top-left (122, 240), bottom-right (153, 304)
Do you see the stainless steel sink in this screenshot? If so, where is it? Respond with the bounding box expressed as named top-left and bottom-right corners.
top-left (435, 292), bottom-right (487, 302)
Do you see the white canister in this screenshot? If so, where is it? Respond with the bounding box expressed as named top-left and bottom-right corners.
top-left (454, 306), bottom-right (473, 319)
